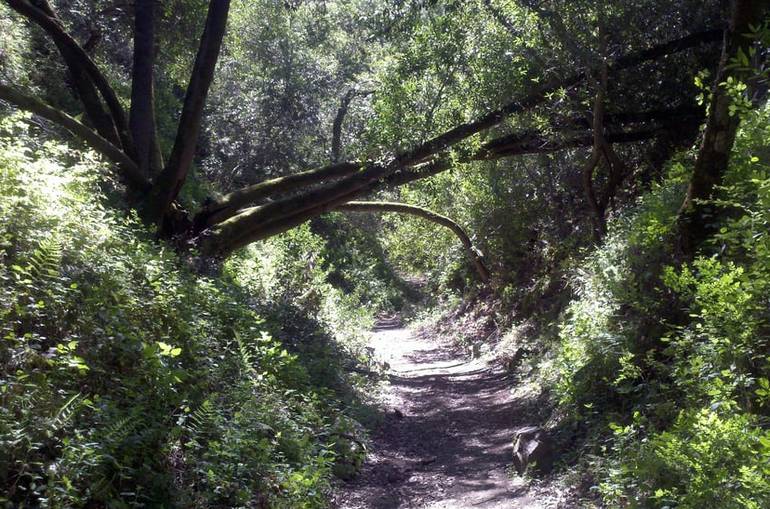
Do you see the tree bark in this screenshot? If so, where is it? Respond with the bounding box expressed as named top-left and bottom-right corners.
top-left (129, 0), bottom-right (159, 176)
top-left (336, 201), bottom-right (491, 283)
top-left (678, 0), bottom-right (770, 254)
top-left (146, 0), bottom-right (231, 224)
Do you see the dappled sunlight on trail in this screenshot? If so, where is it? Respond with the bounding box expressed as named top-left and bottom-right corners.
top-left (333, 325), bottom-right (558, 509)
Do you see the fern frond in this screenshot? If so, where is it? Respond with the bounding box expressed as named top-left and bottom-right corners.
top-left (101, 412), bottom-right (145, 449)
top-left (234, 331), bottom-right (259, 380)
top-left (51, 392), bottom-right (85, 431)
top-left (27, 236), bottom-right (62, 284)
top-left (186, 398), bottom-right (218, 439)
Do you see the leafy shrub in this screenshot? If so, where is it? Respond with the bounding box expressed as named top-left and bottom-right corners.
top-left (0, 115), bottom-right (375, 507)
top-left (553, 104), bottom-right (770, 505)
top-left (604, 410), bottom-right (770, 509)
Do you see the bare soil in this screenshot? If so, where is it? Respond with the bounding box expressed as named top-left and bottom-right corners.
top-left (332, 324), bottom-right (566, 509)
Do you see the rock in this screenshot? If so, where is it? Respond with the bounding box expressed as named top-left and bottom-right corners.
top-left (512, 426), bottom-right (553, 475)
top-left (392, 408), bottom-right (404, 419)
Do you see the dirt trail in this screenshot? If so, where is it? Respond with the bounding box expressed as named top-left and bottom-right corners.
top-left (333, 325), bottom-right (558, 509)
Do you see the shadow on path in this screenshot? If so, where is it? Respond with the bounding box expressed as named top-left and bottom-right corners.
top-left (333, 327), bottom-right (549, 509)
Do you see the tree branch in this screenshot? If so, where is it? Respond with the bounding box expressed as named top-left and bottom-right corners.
top-left (5, 0), bottom-right (134, 154)
top-left (30, 0), bottom-right (121, 146)
top-left (331, 89), bottom-right (372, 162)
top-left (336, 201), bottom-right (491, 282)
top-left (331, 90), bottom-right (355, 163)
top-left (147, 0), bottom-right (231, 223)
top-left (564, 104), bottom-right (703, 130)
top-left (391, 28), bottom-right (722, 168)
top-left (0, 84), bottom-right (148, 190)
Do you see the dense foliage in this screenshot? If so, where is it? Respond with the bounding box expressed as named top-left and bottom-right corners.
top-left (0, 116), bottom-right (393, 507)
top-left (550, 103), bottom-right (770, 508)
top-left (1, 0), bottom-right (770, 507)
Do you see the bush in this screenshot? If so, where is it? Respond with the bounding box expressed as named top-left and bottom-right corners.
top-left (603, 410), bottom-right (770, 509)
top-left (0, 115), bottom-right (375, 507)
top-left (553, 104), bottom-right (770, 506)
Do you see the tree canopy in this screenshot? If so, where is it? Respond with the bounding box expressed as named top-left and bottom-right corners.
top-left (0, 0), bottom-right (741, 263)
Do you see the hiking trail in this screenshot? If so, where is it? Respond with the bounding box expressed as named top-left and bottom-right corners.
top-left (333, 322), bottom-right (566, 509)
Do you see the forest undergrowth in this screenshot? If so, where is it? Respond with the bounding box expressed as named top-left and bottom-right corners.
top-left (0, 114), bottom-right (405, 508)
top-left (4, 102), bottom-right (770, 509)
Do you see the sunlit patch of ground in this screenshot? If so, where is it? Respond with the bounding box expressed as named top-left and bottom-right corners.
top-left (333, 325), bottom-right (568, 509)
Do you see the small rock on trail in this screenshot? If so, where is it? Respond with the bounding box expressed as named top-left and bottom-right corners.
top-left (332, 326), bottom-right (561, 509)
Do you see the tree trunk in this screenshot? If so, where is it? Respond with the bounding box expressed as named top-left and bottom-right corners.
top-left (582, 17), bottom-right (609, 241)
top-left (196, 125), bottom-right (675, 257)
top-left (678, 0), bottom-right (770, 254)
top-left (129, 0), bottom-right (159, 176)
top-left (331, 90), bottom-right (355, 163)
top-left (195, 161), bottom-right (363, 229)
top-left (146, 0), bottom-right (231, 225)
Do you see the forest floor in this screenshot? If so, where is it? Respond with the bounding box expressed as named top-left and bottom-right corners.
top-left (332, 322), bottom-right (569, 509)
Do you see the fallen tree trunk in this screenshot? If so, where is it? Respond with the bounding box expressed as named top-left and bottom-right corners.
top-left (196, 125), bottom-right (671, 257)
top-left (196, 123), bottom-right (674, 235)
top-left (335, 201), bottom-right (491, 283)
top-left (195, 161), bottom-right (363, 229)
